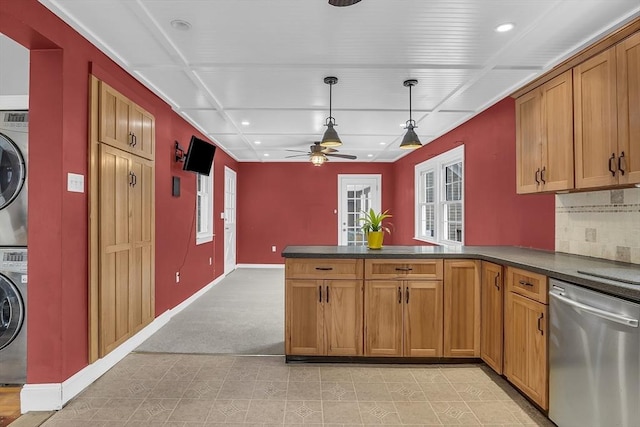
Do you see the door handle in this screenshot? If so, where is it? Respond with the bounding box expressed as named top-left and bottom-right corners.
top-left (537, 313), bottom-right (544, 335)
top-left (494, 272), bottom-right (500, 290)
top-left (326, 286), bottom-right (329, 303)
top-left (131, 132), bottom-right (137, 147)
top-left (405, 286), bottom-right (409, 304)
top-left (549, 292), bottom-right (638, 327)
top-left (129, 171), bottom-right (135, 186)
top-left (132, 173), bottom-right (137, 187)
top-left (318, 286), bottom-right (322, 303)
top-left (398, 286), bottom-right (402, 304)
top-left (0, 297), bottom-right (10, 328)
top-left (534, 168), bottom-right (540, 185)
top-left (618, 151), bottom-right (626, 175)
top-left (540, 166), bottom-right (546, 184)
top-left (609, 153), bottom-right (616, 177)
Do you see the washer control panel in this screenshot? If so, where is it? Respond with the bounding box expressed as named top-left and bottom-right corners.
top-left (0, 248), bottom-right (27, 273)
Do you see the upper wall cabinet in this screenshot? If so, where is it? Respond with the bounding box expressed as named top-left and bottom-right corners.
top-left (516, 71), bottom-right (574, 194)
top-left (99, 81), bottom-right (155, 161)
top-left (574, 31), bottom-right (640, 189)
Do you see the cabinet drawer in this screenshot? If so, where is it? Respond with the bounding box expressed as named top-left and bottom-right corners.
top-left (365, 259), bottom-right (443, 279)
top-left (285, 258), bottom-right (363, 279)
top-left (506, 266), bottom-right (548, 304)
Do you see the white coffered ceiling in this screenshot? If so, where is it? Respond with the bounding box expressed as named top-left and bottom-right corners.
top-left (25, 1), bottom-right (640, 162)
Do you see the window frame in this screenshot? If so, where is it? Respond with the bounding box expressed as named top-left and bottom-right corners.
top-left (414, 145), bottom-right (465, 246)
top-left (196, 168), bottom-right (214, 245)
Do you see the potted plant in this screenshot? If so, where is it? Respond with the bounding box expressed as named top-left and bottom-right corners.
top-left (359, 208), bottom-right (392, 249)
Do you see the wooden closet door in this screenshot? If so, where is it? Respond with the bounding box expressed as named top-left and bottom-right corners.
top-left (516, 89), bottom-right (542, 194)
top-left (99, 144), bottom-right (133, 355)
top-left (129, 156), bottom-right (155, 335)
top-left (99, 81), bottom-right (132, 149)
top-left (129, 105), bottom-right (155, 160)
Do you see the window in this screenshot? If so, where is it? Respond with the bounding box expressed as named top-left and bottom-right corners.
top-left (415, 145), bottom-right (464, 245)
top-left (196, 170), bottom-right (213, 245)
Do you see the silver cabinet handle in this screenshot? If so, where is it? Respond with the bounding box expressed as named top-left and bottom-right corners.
top-left (550, 292), bottom-right (638, 327)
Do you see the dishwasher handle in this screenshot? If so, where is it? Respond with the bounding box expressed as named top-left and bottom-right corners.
top-left (550, 292), bottom-right (639, 327)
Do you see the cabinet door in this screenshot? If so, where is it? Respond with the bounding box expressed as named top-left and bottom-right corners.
top-left (504, 292), bottom-right (548, 410)
top-left (574, 48), bottom-right (618, 189)
top-left (286, 279), bottom-right (324, 355)
top-left (99, 81), bottom-right (133, 150)
top-left (480, 262), bottom-right (503, 374)
top-left (365, 280), bottom-right (403, 356)
top-left (617, 31), bottom-right (640, 185)
top-left (516, 89), bottom-right (543, 194)
top-left (129, 156), bottom-right (155, 335)
top-left (129, 105), bottom-right (155, 160)
top-left (325, 280), bottom-right (363, 356)
top-left (444, 260), bottom-right (480, 357)
top-left (540, 70), bottom-right (574, 192)
top-left (404, 280), bottom-right (443, 357)
top-left (99, 144), bottom-right (133, 355)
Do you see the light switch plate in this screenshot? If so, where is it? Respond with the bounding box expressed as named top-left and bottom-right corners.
top-left (67, 173), bottom-right (85, 193)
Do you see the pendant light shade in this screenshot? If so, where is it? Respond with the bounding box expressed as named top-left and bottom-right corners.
top-left (400, 79), bottom-right (422, 149)
top-left (320, 76), bottom-right (342, 147)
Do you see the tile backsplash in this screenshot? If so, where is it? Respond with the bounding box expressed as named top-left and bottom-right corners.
top-left (556, 188), bottom-right (640, 264)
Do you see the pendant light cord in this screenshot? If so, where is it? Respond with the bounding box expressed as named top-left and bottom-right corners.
top-left (329, 82), bottom-right (333, 123)
top-left (408, 84), bottom-right (412, 123)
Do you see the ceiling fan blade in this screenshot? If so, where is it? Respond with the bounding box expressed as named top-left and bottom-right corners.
top-left (285, 149), bottom-right (309, 153)
top-left (326, 153), bottom-right (357, 160)
top-left (321, 147), bottom-right (338, 153)
top-left (285, 154), bottom-right (311, 158)
top-left (329, 0), bottom-right (362, 6)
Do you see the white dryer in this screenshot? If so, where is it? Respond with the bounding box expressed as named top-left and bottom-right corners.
top-left (0, 111), bottom-right (28, 246)
top-left (0, 247), bottom-right (27, 384)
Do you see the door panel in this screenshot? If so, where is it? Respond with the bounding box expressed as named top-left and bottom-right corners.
top-left (338, 175), bottom-right (381, 246)
top-left (286, 279), bottom-right (324, 355)
top-left (480, 262), bottom-right (503, 374)
top-left (444, 260), bottom-right (481, 357)
top-left (516, 90), bottom-right (542, 194)
top-left (325, 280), bottom-right (363, 356)
top-left (617, 31), bottom-right (640, 185)
top-left (224, 167), bottom-right (237, 274)
top-left (404, 280), bottom-right (443, 357)
top-left (365, 280), bottom-right (403, 356)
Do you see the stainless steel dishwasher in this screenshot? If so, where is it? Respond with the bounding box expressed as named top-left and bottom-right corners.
top-left (549, 279), bottom-right (640, 427)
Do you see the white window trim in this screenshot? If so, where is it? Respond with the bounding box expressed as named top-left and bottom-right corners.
top-left (414, 145), bottom-right (465, 246)
top-left (196, 169), bottom-right (214, 245)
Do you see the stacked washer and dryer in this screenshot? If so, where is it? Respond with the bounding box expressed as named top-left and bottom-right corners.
top-left (0, 110), bottom-right (28, 384)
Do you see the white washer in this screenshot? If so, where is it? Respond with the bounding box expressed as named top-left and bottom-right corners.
top-left (0, 110), bottom-right (28, 246)
top-left (0, 247), bottom-right (27, 384)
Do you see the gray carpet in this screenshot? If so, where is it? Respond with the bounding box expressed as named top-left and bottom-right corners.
top-left (136, 268), bottom-right (284, 355)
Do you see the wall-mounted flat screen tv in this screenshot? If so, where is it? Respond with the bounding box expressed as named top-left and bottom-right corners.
top-left (183, 135), bottom-right (216, 176)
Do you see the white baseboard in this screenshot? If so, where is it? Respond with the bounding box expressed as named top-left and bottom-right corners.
top-left (21, 275), bottom-right (225, 413)
top-left (236, 264), bottom-right (284, 269)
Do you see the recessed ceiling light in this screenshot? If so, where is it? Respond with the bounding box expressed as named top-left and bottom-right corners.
top-left (241, 121), bottom-right (250, 126)
top-left (379, 142), bottom-right (386, 145)
top-left (170, 19), bottom-right (192, 31)
top-left (495, 23), bottom-right (515, 33)
top-left (254, 141), bottom-right (261, 144)
top-left (263, 153), bottom-right (269, 157)
top-left (367, 154), bottom-right (373, 157)
top-left (399, 123), bottom-right (406, 127)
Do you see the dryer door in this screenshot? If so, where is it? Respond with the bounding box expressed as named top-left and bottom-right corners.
top-left (0, 133), bottom-right (26, 210)
top-left (0, 274), bottom-right (24, 351)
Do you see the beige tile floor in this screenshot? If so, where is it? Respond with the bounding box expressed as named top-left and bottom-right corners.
top-left (39, 353), bottom-right (555, 426)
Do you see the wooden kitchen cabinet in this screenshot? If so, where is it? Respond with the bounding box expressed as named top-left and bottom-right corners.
top-left (443, 260), bottom-right (481, 357)
top-left (99, 80), bottom-right (155, 161)
top-left (504, 266), bottom-right (548, 410)
top-left (480, 261), bottom-right (503, 374)
top-left (98, 144), bottom-right (155, 356)
top-left (574, 31), bottom-right (640, 189)
top-left (285, 259), bottom-right (363, 356)
top-left (364, 259), bottom-right (444, 357)
top-left (516, 70), bottom-right (574, 194)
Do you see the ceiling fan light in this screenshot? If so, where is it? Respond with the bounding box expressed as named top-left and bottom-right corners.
top-left (320, 122), bottom-right (342, 147)
top-left (400, 124), bottom-right (422, 149)
top-left (311, 152), bottom-right (327, 166)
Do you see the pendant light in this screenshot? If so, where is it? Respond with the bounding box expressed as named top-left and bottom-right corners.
top-left (310, 152), bottom-right (328, 166)
top-left (320, 76), bottom-right (342, 147)
top-left (400, 79), bottom-right (422, 149)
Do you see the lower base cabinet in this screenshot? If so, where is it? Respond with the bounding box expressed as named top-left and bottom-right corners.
top-left (480, 261), bottom-right (504, 374)
top-left (285, 278), bottom-right (363, 356)
top-left (364, 280), bottom-right (443, 357)
top-left (444, 260), bottom-right (481, 357)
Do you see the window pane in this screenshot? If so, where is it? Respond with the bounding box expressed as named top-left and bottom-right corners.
top-left (196, 194), bottom-right (203, 232)
top-left (444, 162), bottom-right (462, 201)
top-left (444, 202), bottom-right (462, 242)
top-left (424, 205), bottom-right (434, 237)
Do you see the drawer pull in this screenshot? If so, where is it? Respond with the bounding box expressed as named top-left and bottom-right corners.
top-left (537, 313), bottom-right (544, 335)
top-left (406, 286), bottom-right (410, 304)
top-left (315, 267), bottom-right (333, 271)
top-left (398, 287), bottom-right (402, 304)
top-left (318, 286), bottom-right (322, 303)
top-left (494, 273), bottom-right (500, 290)
top-left (326, 286), bottom-right (330, 303)
top-left (609, 153), bottom-right (616, 177)
top-left (395, 267), bottom-right (413, 272)
top-left (518, 280), bottom-right (534, 287)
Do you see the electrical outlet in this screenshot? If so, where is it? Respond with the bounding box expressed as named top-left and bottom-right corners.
top-left (272, 246), bottom-right (276, 252)
top-left (175, 271), bottom-right (180, 283)
top-left (209, 257), bottom-right (212, 265)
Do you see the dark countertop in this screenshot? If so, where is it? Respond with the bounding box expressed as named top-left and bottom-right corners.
top-left (282, 245), bottom-right (640, 303)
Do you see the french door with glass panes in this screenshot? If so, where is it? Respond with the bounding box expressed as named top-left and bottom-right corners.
top-left (338, 175), bottom-right (381, 246)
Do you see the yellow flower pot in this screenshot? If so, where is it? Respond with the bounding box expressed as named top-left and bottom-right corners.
top-left (367, 231), bottom-right (384, 249)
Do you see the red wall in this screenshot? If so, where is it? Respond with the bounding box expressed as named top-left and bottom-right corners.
top-left (237, 162), bottom-right (395, 264)
top-left (1, 1), bottom-right (237, 383)
top-left (392, 98), bottom-right (555, 249)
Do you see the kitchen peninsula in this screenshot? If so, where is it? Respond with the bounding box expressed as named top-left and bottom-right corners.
top-left (282, 245), bottom-right (640, 411)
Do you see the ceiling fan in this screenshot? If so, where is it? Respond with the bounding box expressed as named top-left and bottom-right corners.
top-left (286, 142), bottom-right (357, 166)
top-left (329, 0), bottom-right (362, 6)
